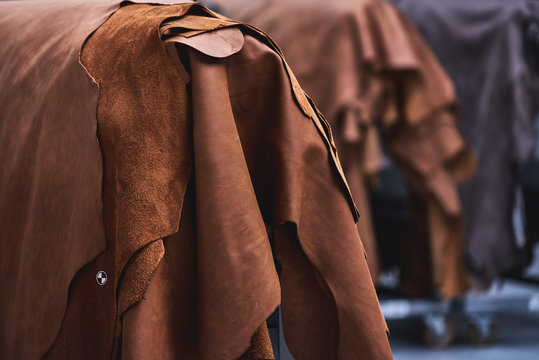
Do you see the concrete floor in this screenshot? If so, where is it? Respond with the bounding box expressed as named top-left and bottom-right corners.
top-left (389, 310), bottom-right (539, 360)
top-left (389, 246), bottom-right (539, 360)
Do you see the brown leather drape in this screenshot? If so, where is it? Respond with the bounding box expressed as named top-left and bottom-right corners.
top-left (1, 1), bottom-right (391, 359)
top-left (210, 0), bottom-right (476, 298)
top-left (0, 1), bottom-right (116, 358)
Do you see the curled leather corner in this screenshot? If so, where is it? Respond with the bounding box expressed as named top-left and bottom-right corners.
top-left (118, 239), bottom-right (166, 315)
top-left (165, 27), bottom-right (244, 58)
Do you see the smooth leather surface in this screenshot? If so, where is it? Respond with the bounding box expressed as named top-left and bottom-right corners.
top-left (0, 1), bottom-right (115, 358)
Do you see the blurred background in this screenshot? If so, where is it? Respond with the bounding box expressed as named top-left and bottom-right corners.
top-left (205, 0), bottom-right (539, 358)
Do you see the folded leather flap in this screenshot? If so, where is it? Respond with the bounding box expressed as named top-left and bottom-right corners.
top-left (166, 27), bottom-right (244, 58)
top-left (160, 11), bottom-right (360, 221)
top-left (161, 14), bottom-right (235, 35)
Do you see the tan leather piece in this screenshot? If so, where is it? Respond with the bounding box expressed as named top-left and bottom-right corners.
top-left (273, 225), bottom-right (340, 360)
top-left (212, 0), bottom-right (475, 297)
top-left (120, 183), bottom-right (197, 359)
top-left (121, 13), bottom-right (390, 357)
top-left (85, 0), bottom-right (193, 317)
top-left (161, 16), bottom-right (390, 356)
top-left (188, 48), bottom-right (281, 360)
top-left (426, 199), bottom-right (469, 298)
top-left (46, 3), bottom-right (196, 359)
top-left (0, 1), bottom-right (116, 358)
top-left (161, 14), bottom-right (236, 35)
top-left (167, 27), bottom-right (244, 58)
top-left (387, 112), bottom-right (476, 296)
top-left (2, 1), bottom-right (390, 358)
top-left (186, 33), bottom-right (390, 358)
top-left (388, 110), bottom-right (471, 216)
top-left (83, 3), bottom-right (194, 283)
top-left (118, 239), bottom-right (165, 315)
top-left (162, 16), bottom-right (360, 222)
top-left (121, 180), bottom-right (276, 360)
top-left (51, 4), bottom-right (278, 359)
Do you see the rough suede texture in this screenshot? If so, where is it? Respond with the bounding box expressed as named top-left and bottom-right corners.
top-left (47, 3), bottom-right (195, 359)
top-left (211, 0), bottom-right (476, 298)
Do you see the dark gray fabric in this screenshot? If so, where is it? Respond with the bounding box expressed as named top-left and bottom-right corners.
top-left (396, 0), bottom-right (539, 284)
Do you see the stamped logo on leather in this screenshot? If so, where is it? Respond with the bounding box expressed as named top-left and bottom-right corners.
top-left (96, 271), bottom-right (108, 286)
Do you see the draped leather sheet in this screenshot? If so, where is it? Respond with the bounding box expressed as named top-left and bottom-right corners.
top-left (210, 0), bottom-right (476, 298)
top-left (0, 1), bottom-right (117, 358)
top-left (0, 1), bottom-right (391, 359)
top-left (396, 0), bottom-right (539, 286)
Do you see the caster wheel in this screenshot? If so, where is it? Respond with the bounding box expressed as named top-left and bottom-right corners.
top-left (423, 313), bottom-right (456, 348)
top-left (468, 315), bottom-right (498, 345)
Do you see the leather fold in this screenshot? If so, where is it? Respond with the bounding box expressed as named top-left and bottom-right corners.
top-left (1, 1), bottom-right (390, 359)
top-left (170, 26), bottom-right (391, 358)
top-left (210, 0), bottom-right (476, 297)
